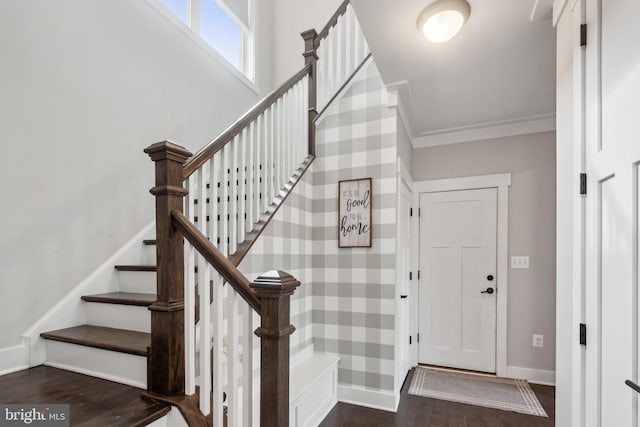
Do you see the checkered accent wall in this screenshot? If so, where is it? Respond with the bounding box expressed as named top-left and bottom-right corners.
top-left (312, 62), bottom-right (398, 392)
top-left (238, 172), bottom-right (314, 357)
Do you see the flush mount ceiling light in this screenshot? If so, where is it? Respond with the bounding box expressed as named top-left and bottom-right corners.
top-left (417, 0), bottom-right (471, 43)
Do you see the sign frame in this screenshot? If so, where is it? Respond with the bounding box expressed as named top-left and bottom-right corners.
top-left (338, 177), bottom-right (373, 248)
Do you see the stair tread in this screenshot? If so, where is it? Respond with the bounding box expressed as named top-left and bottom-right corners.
top-left (41, 325), bottom-right (150, 356)
top-left (82, 292), bottom-right (157, 306)
top-left (115, 264), bottom-right (157, 272)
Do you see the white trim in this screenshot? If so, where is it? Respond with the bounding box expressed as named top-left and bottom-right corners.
top-left (531, 0), bottom-right (554, 22)
top-left (504, 365), bottom-right (556, 386)
top-left (144, 0), bottom-right (259, 94)
top-left (413, 114), bottom-right (556, 149)
top-left (338, 384), bottom-right (398, 412)
top-left (413, 173), bottom-right (512, 378)
top-left (385, 80), bottom-right (420, 141)
top-left (23, 222), bottom-right (156, 366)
top-left (553, 0), bottom-right (571, 26)
top-left (397, 157), bottom-right (413, 193)
top-left (0, 340), bottom-right (30, 376)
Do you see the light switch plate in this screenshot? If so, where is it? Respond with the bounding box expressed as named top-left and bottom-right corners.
top-left (511, 256), bottom-right (529, 269)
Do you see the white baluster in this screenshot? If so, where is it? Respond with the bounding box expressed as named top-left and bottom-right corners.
top-left (318, 40), bottom-right (327, 110)
top-left (185, 177), bottom-right (196, 396)
top-left (212, 271), bottom-right (223, 426)
top-left (198, 262), bottom-right (211, 414)
top-left (255, 114), bottom-right (263, 222)
top-left (208, 157), bottom-right (218, 248)
top-left (265, 106), bottom-right (274, 209)
top-left (247, 121), bottom-right (255, 233)
top-left (238, 129), bottom-right (247, 243)
top-left (345, 6), bottom-right (355, 77)
top-left (242, 302), bottom-right (253, 427)
top-left (336, 14), bottom-right (345, 86)
top-left (229, 137), bottom-right (239, 255)
top-left (221, 147), bottom-right (230, 257)
top-left (276, 97), bottom-right (284, 194)
top-left (228, 292), bottom-right (240, 427)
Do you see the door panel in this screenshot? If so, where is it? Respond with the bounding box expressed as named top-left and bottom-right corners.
top-left (584, 0), bottom-right (640, 425)
top-left (419, 188), bottom-right (497, 373)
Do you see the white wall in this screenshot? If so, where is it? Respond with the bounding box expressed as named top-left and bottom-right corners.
top-left (0, 0), bottom-right (272, 350)
top-left (412, 132), bottom-right (557, 374)
top-left (269, 0), bottom-right (342, 89)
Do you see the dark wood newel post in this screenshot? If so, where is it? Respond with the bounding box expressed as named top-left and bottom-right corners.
top-left (251, 271), bottom-right (301, 427)
top-left (301, 29), bottom-right (318, 156)
top-left (144, 141), bottom-right (192, 396)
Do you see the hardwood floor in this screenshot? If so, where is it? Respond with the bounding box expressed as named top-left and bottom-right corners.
top-left (320, 369), bottom-right (555, 427)
top-left (0, 366), bottom-right (169, 426)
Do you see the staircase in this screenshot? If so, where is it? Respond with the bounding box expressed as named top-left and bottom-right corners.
top-left (38, 157), bottom-right (313, 388)
top-left (29, 1), bottom-right (371, 425)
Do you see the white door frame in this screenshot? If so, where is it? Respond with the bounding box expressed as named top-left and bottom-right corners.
top-left (412, 173), bottom-right (511, 377)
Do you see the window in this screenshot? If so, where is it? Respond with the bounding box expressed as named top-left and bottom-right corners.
top-left (152, 0), bottom-right (254, 81)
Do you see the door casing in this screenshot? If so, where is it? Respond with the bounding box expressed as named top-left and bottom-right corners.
top-left (412, 173), bottom-right (511, 377)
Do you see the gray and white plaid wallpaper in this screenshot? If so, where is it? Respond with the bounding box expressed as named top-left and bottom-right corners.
top-left (312, 62), bottom-right (398, 392)
top-left (238, 172), bottom-right (314, 357)
top-left (238, 61), bottom-right (398, 395)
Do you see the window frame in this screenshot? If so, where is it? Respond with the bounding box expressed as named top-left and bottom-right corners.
top-left (145, 0), bottom-right (257, 93)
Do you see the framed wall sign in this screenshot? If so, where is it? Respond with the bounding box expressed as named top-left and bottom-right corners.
top-left (338, 178), bottom-right (372, 248)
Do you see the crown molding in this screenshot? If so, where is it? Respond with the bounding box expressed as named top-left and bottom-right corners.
top-left (413, 113), bottom-right (556, 149)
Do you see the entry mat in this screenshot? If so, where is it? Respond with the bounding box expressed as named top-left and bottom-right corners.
top-left (408, 366), bottom-right (548, 417)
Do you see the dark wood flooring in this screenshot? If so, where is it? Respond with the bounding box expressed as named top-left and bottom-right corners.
top-left (0, 366), bottom-right (169, 426)
top-left (320, 368), bottom-right (555, 427)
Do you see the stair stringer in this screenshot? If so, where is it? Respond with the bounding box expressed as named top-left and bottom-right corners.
top-left (22, 221), bottom-right (155, 366)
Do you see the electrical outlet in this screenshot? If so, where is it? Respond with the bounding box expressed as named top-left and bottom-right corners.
top-left (533, 334), bottom-right (543, 348)
top-left (511, 256), bottom-right (530, 269)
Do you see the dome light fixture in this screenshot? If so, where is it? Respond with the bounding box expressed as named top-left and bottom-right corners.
top-left (417, 0), bottom-right (471, 43)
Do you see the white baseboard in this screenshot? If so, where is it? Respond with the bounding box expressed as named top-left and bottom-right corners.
top-left (0, 341), bottom-right (30, 376)
top-left (338, 384), bottom-right (399, 413)
top-left (504, 365), bottom-right (556, 386)
top-left (22, 221), bottom-right (155, 366)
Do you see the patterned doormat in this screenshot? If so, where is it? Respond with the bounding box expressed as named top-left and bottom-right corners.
top-left (408, 366), bottom-right (548, 417)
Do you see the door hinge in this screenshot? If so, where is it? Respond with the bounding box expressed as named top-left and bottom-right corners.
top-left (580, 323), bottom-right (587, 346)
top-left (417, 270), bottom-right (420, 280)
top-left (580, 173), bottom-right (587, 195)
top-left (409, 272), bottom-right (412, 280)
top-left (580, 24), bottom-right (587, 47)
top-left (417, 333), bottom-right (420, 343)
top-left (410, 208), bottom-right (413, 217)
top-left (409, 336), bottom-right (412, 345)
top-left (418, 208), bottom-right (421, 217)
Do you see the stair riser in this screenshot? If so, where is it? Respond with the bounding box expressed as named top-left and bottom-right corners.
top-left (118, 271), bottom-right (157, 294)
top-left (45, 340), bottom-right (146, 388)
top-left (142, 245), bottom-right (156, 265)
top-left (84, 302), bottom-right (151, 333)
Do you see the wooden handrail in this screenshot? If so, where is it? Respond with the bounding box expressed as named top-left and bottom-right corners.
top-left (171, 209), bottom-right (262, 314)
top-left (314, 0), bottom-right (350, 47)
top-left (183, 63), bottom-right (312, 179)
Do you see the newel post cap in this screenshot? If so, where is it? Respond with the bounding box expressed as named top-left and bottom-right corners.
top-left (250, 270), bottom-right (301, 295)
top-left (144, 141), bottom-right (192, 163)
top-left (301, 29), bottom-right (318, 41)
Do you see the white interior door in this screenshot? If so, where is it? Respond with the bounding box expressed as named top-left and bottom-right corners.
top-left (584, 0), bottom-right (640, 425)
top-left (419, 188), bottom-right (498, 373)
